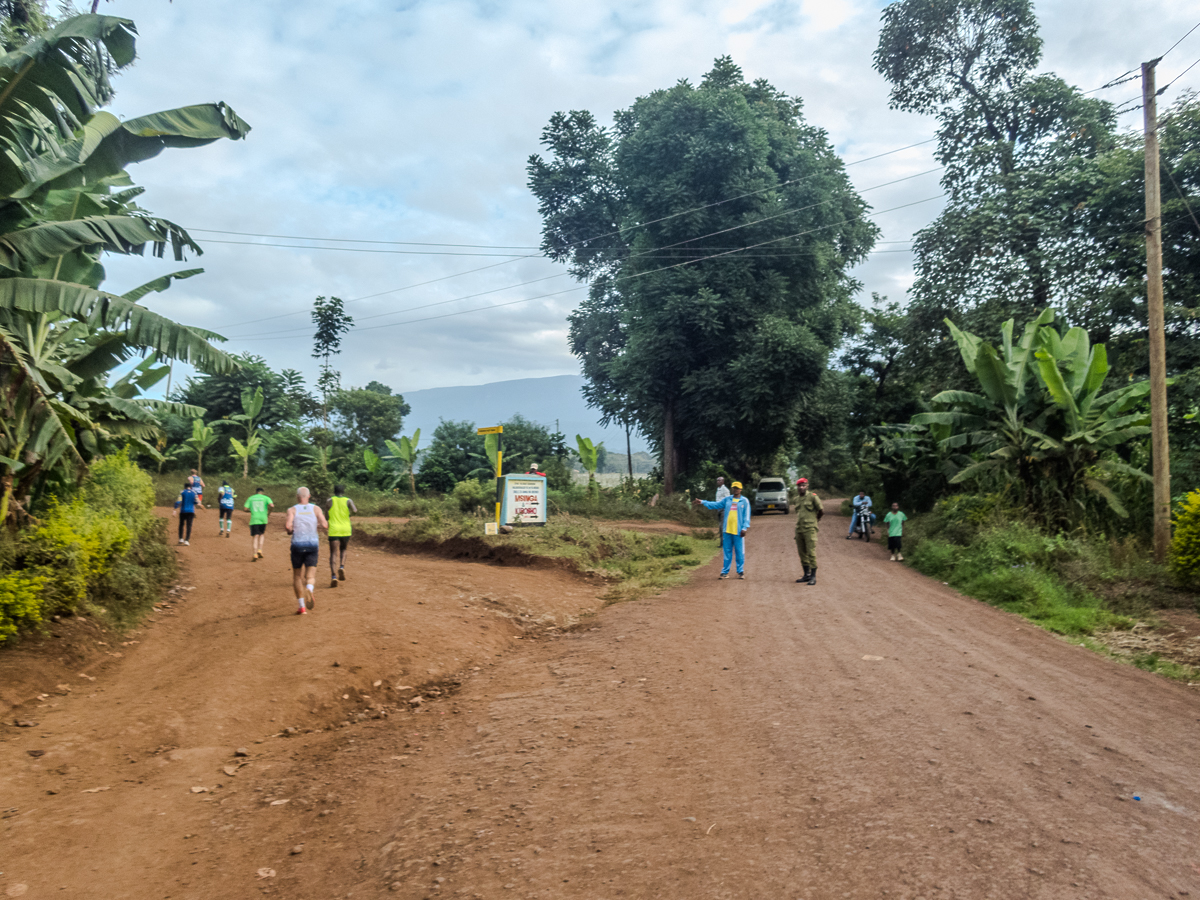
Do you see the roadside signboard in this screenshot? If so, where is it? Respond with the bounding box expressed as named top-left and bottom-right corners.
top-left (476, 425), bottom-right (504, 435)
top-left (499, 474), bottom-right (547, 526)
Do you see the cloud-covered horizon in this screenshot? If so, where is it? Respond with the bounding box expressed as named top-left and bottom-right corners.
top-left (98, 0), bottom-right (1199, 404)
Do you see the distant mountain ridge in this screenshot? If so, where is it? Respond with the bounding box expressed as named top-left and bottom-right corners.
top-left (400, 374), bottom-right (648, 453)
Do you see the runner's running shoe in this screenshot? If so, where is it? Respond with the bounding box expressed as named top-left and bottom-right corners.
top-left (338, 567), bottom-right (345, 581)
top-left (330, 578), bottom-right (338, 589)
top-left (296, 607), bottom-right (307, 616)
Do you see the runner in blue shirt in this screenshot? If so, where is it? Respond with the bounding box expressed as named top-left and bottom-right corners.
top-left (173, 482), bottom-right (201, 545)
top-left (216, 481), bottom-right (237, 538)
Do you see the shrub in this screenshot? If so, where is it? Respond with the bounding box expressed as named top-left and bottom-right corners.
top-left (1169, 489), bottom-right (1200, 589)
top-left (452, 478), bottom-right (491, 514)
top-left (0, 450), bottom-right (175, 643)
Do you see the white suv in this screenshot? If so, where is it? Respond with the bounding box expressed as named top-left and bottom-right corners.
top-left (753, 478), bottom-right (789, 514)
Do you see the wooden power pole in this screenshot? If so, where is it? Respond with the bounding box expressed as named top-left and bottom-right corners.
top-left (1142, 59), bottom-right (1171, 563)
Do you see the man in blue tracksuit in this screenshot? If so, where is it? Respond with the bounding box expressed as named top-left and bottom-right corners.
top-left (848, 490), bottom-right (872, 538)
top-left (694, 480), bottom-right (751, 580)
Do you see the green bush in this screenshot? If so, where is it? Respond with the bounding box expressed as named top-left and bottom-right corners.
top-left (652, 536), bottom-right (692, 557)
top-left (0, 450), bottom-right (175, 643)
top-left (1169, 489), bottom-right (1200, 589)
top-left (452, 478), bottom-right (491, 513)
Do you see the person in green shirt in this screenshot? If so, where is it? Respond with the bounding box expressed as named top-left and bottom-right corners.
top-left (884, 502), bottom-right (908, 561)
top-left (326, 484), bottom-right (358, 588)
top-left (793, 477), bottom-right (823, 585)
top-left (244, 488), bottom-right (275, 561)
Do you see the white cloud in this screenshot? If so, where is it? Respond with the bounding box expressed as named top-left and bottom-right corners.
top-left (96, 0), bottom-right (1200, 397)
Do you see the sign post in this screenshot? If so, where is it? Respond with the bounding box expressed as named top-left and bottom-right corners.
top-left (477, 426), bottom-right (503, 533)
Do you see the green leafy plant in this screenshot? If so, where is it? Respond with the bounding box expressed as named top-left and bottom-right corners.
top-left (183, 418), bottom-right (217, 476)
top-left (1168, 489), bottom-right (1200, 590)
top-left (576, 435), bottom-right (600, 498)
top-left (383, 428), bottom-right (420, 497)
top-left (221, 386), bottom-right (264, 477)
top-left (912, 310), bottom-right (1151, 528)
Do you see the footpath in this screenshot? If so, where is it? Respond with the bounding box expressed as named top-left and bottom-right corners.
top-left (1, 502), bottom-right (1198, 899)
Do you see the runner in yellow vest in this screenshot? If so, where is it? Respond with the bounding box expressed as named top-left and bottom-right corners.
top-left (326, 485), bottom-right (358, 588)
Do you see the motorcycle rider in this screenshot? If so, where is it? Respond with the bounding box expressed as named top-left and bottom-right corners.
top-left (794, 477), bottom-right (823, 585)
top-left (847, 489), bottom-right (872, 539)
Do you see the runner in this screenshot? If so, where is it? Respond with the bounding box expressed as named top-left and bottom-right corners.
top-left (244, 487), bottom-right (274, 561)
top-left (326, 484), bottom-right (358, 588)
top-left (172, 480), bottom-right (201, 546)
top-left (216, 481), bottom-right (237, 537)
top-left (188, 469), bottom-right (205, 506)
top-left (285, 487), bottom-right (327, 615)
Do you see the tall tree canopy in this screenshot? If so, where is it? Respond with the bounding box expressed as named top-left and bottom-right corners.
top-left (529, 57), bottom-right (877, 491)
top-left (874, 0), bottom-right (1128, 385)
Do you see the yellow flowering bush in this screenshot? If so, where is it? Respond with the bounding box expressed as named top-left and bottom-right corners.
top-left (1169, 489), bottom-right (1200, 590)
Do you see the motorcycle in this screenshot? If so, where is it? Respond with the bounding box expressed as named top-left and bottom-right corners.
top-left (853, 504), bottom-right (873, 541)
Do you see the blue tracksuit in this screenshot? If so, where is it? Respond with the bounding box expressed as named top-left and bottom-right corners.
top-left (700, 495), bottom-right (751, 574)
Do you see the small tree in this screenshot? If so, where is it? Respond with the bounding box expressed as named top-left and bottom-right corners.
top-left (383, 429), bottom-right (421, 498)
top-left (576, 435), bottom-right (601, 498)
top-left (221, 386), bottom-right (264, 478)
top-left (184, 419), bottom-right (217, 476)
top-left (311, 296), bottom-right (353, 430)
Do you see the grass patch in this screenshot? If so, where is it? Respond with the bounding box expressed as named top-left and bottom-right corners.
top-left (360, 513), bottom-right (719, 604)
top-left (903, 493), bottom-right (1200, 682)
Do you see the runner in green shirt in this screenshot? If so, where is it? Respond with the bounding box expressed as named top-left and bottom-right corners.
top-left (244, 488), bottom-right (275, 562)
top-left (326, 484), bottom-right (358, 588)
top-left (883, 502), bottom-right (908, 562)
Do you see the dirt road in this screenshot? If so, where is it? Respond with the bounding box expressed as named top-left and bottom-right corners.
top-left (2, 504), bottom-right (1199, 899)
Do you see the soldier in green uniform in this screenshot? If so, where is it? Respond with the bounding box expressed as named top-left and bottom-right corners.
top-left (793, 477), bottom-right (823, 585)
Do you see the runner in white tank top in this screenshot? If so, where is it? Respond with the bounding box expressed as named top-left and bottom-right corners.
top-left (285, 487), bottom-right (328, 615)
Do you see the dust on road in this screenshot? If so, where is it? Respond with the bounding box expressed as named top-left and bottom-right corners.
top-left (2, 503), bottom-right (1199, 900)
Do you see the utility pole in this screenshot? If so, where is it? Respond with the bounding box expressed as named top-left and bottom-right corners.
top-left (1142, 59), bottom-right (1171, 563)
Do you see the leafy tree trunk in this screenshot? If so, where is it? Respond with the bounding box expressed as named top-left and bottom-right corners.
top-left (408, 467), bottom-right (416, 499)
top-left (625, 420), bottom-right (633, 484)
top-left (662, 398), bottom-right (676, 495)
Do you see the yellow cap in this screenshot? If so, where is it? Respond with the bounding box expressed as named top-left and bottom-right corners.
top-left (731, 481), bottom-right (743, 489)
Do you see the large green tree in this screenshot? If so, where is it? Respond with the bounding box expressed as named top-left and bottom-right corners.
top-left (529, 57), bottom-right (877, 492)
top-left (874, 0), bottom-right (1119, 385)
top-left (331, 384), bottom-right (410, 451)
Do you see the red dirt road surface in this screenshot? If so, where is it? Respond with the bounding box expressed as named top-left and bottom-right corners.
top-left (2, 502), bottom-right (1199, 899)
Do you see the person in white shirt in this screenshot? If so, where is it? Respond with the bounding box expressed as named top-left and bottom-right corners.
top-left (714, 476), bottom-right (731, 503)
top-left (285, 487), bottom-right (328, 615)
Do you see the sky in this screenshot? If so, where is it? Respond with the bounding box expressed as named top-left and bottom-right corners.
top-left (97, 0), bottom-right (1200, 400)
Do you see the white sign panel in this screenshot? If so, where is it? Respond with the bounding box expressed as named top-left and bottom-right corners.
top-left (502, 476), bottom-right (547, 526)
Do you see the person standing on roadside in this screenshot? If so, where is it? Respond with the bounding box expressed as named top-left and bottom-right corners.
top-left (712, 475), bottom-right (731, 525)
top-left (173, 480), bottom-right (200, 546)
top-left (794, 477), bottom-right (823, 585)
top-left (694, 480), bottom-right (751, 580)
top-left (285, 487), bottom-right (327, 615)
top-left (884, 502), bottom-right (908, 562)
top-left (216, 481), bottom-right (237, 537)
top-left (326, 484), bottom-right (358, 588)
top-left (244, 487), bottom-right (274, 561)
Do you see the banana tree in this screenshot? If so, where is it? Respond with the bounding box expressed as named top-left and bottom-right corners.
top-left (0, 12), bottom-right (249, 518)
top-left (220, 386), bottom-right (264, 477)
top-left (184, 418), bottom-right (216, 477)
top-left (575, 435), bottom-right (601, 498)
top-left (913, 309), bottom-right (1151, 527)
top-left (383, 428), bottom-right (420, 497)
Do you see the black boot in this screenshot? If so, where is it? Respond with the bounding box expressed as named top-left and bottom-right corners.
top-left (807, 566), bottom-right (817, 585)
top-left (796, 566), bottom-right (810, 583)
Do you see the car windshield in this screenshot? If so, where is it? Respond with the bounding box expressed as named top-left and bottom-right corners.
top-left (758, 481), bottom-right (785, 492)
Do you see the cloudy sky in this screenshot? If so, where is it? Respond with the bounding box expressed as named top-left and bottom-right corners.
top-left (99, 0), bottom-right (1200, 398)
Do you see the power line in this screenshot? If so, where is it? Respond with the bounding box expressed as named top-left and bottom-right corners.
top-left (189, 228), bottom-right (542, 250)
top-left (231, 194), bottom-right (946, 341)
top-left (200, 239), bottom-right (538, 258)
top-left (1157, 54), bottom-right (1200, 96)
top-left (216, 136), bottom-right (940, 330)
top-left (224, 169), bottom-right (943, 338)
top-left (1162, 19), bottom-right (1200, 59)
